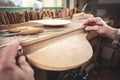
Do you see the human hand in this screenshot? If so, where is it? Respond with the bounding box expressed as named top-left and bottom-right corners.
top-left (0, 41), bottom-right (34, 80)
top-left (84, 17), bottom-right (117, 39)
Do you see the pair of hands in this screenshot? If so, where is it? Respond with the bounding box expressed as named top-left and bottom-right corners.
top-left (0, 17), bottom-right (117, 80)
top-left (84, 17), bottom-right (117, 39)
top-left (0, 41), bottom-right (34, 80)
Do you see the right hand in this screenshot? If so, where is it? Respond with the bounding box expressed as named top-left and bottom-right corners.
top-left (84, 17), bottom-right (117, 39)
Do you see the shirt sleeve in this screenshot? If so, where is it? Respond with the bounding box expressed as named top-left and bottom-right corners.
top-left (112, 29), bottom-right (120, 48)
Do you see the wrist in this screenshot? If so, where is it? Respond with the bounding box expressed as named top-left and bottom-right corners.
top-left (107, 27), bottom-right (117, 39)
top-left (112, 29), bottom-right (120, 48)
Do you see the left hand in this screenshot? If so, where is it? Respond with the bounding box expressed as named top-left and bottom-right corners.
top-left (0, 41), bottom-right (34, 80)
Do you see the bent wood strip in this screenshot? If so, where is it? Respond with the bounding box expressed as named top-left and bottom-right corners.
top-left (26, 30), bottom-right (93, 71)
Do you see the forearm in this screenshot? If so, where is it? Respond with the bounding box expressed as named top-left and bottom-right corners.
top-left (112, 29), bottom-right (120, 48)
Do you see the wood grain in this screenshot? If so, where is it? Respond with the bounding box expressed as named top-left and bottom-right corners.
top-left (0, 19), bottom-right (93, 71)
top-left (27, 31), bottom-right (93, 71)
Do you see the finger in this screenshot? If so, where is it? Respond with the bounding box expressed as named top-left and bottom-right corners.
top-left (1, 40), bottom-right (23, 64)
top-left (18, 56), bottom-right (33, 73)
top-left (83, 18), bottom-right (95, 25)
top-left (84, 17), bottom-right (100, 25)
top-left (85, 26), bottom-right (98, 31)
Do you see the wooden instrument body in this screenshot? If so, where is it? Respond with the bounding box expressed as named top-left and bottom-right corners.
top-left (0, 20), bottom-right (93, 71)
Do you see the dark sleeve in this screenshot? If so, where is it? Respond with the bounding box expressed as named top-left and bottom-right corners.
top-left (112, 29), bottom-right (120, 48)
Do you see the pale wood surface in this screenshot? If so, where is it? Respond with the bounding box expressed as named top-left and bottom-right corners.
top-left (27, 31), bottom-right (93, 71)
top-left (0, 19), bottom-right (93, 71)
